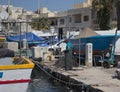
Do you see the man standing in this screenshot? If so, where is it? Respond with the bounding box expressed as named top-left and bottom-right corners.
top-left (64, 38), bottom-right (73, 70)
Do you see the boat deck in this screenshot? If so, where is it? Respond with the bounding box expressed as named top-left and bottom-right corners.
top-left (0, 58), bottom-right (13, 65)
top-left (0, 57), bottom-right (34, 70)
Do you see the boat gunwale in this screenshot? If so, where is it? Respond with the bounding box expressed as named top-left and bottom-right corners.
top-left (0, 57), bottom-right (34, 70)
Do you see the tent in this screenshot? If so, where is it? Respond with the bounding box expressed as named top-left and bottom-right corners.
top-left (7, 32), bottom-right (46, 46)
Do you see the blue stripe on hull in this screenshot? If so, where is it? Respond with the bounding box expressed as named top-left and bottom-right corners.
top-left (0, 72), bottom-right (3, 78)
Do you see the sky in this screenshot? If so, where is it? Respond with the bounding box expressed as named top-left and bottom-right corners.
top-left (0, 0), bottom-right (85, 12)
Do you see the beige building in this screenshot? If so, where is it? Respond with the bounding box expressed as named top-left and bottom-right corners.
top-left (35, 0), bottom-right (93, 38)
top-left (36, 0), bottom-right (116, 32)
top-left (73, 0), bottom-right (93, 9)
top-left (0, 5), bottom-right (35, 20)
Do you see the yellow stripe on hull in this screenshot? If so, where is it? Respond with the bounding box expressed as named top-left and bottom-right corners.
top-left (0, 57), bottom-right (34, 70)
top-left (0, 38), bottom-right (6, 42)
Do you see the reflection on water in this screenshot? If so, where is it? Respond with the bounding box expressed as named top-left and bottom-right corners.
top-left (27, 66), bottom-right (70, 92)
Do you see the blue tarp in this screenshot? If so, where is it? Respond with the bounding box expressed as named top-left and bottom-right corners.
top-left (37, 37), bottom-right (59, 47)
top-left (37, 43), bottom-right (49, 47)
top-left (7, 32), bottom-right (46, 45)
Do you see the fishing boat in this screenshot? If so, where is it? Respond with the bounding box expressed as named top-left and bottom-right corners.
top-left (70, 28), bottom-right (119, 59)
top-left (71, 35), bottom-right (118, 56)
top-left (95, 29), bottom-right (120, 55)
top-left (0, 57), bottom-right (34, 92)
top-left (0, 33), bottom-right (6, 41)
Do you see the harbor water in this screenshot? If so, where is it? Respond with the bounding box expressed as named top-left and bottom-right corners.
top-left (27, 66), bottom-right (72, 92)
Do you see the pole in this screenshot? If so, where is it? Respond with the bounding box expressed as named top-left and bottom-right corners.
top-left (8, 0), bottom-right (10, 17)
top-left (78, 35), bottom-right (80, 67)
top-left (7, 0), bottom-right (10, 35)
top-left (37, 0), bottom-right (40, 14)
top-left (69, 16), bottom-right (70, 38)
top-left (50, 26), bottom-right (55, 51)
top-left (20, 22), bottom-right (22, 58)
top-left (110, 29), bottom-right (118, 61)
top-left (26, 22), bottom-right (28, 57)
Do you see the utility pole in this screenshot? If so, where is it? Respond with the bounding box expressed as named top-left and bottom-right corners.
top-left (7, 0), bottom-right (11, 19)
top-left (6, 0), bottom-right (11, 36)
top-left (8, 0), bottom-right (10, 16)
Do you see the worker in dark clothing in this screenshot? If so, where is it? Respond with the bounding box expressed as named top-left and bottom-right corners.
top-left (64, 38), bottom-right (73, 70)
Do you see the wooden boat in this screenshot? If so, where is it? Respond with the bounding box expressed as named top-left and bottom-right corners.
top-left (0, 34), bottom-right (6, 42)
top-left (71, 35), bottom-right (119, 56)
top-left (0, 57), bottom-right (34, 92)
top-left (70, 28), bottom-right (119, 57)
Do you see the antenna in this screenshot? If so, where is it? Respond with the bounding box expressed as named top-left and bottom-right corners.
top-left (37, 0), bottom-right (41, 14)
top-left (8, 0), bottom-right (10, 17)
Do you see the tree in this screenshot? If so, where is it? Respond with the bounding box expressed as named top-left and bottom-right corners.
top-left (115, 0), bottom-right (120, 30)
top-left (92, 0), bottom-right (114, 30)
top-left (31, 17), bottom-right (51, 31)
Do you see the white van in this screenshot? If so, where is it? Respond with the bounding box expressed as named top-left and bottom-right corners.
top-left (48, 39), bottom-right (66, 52)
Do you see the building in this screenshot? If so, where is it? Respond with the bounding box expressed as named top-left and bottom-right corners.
top-left (0, 0), bottom-right (117, 37)
top-left (37, 0), bottom-right (93, 38)
top-left (37, 0), bottom-right (116, 37)
top-left (0, 5), bottom-right (34, 33)
top-left (73, 0), bottom-right (93, 9)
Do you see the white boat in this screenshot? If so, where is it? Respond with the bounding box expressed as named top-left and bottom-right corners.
top-left (0, 57), bottom-right (34, 92)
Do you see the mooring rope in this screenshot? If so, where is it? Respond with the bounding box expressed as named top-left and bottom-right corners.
top-left (32, 60), bottom-right (90, 88)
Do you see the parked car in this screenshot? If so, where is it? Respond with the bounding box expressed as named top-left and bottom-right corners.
top-left (48, 39), bottom-right (66, 52)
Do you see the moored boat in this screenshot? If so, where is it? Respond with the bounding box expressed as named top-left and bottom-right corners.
top-left (0, 33), bottom-right (6, 42)
top-left (0, 57), bottom-right (34, 92)
top-left (71, 35), bottom-right (119, 56)
top-left (70, 28), bottom-right (120, 59)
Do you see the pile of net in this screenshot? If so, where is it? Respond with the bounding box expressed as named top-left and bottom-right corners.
top-left (0, 48), bottom-right (15, 58)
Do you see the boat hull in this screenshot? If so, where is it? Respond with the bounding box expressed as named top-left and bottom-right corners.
top-left (0, 57), bottom-right (34, 92)
top-left (71, 35), bottom-right (118, 56)
top-left (0, 82), bottom-right (29, 92)
top-left (0, 69), bottom-right (32, 92)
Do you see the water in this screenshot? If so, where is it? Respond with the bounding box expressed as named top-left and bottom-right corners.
top-left (27, 66), bottom-right (71, 92)
top-left (28, 77), bottom-right (70, 92)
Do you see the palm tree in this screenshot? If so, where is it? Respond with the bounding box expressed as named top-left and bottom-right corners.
top-left (92, 0), bottom-right (114, 30)
top-left (115, 0), bottom-right (120, 30)
top-left (31, 17), bottom-right (51, 31)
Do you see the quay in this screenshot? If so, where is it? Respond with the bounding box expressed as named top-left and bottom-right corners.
top-left (32, 59), bottom-right (120, 92)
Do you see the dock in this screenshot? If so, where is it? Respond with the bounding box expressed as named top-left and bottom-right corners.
top-left (32, 59), bottom-right (120, 92)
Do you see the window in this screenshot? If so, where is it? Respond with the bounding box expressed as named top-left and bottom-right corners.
top-left (84, 15), bottom-right (89, 21)
top-left (69, 17), bottom-right (72, 22)
top-left (74, 14), bottom-right (81, 23)
top-left (60, 19), bottom-right (65, 25)
top-left (51, 20), bottom-right (57, 26)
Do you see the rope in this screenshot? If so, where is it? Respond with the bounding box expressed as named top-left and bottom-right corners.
top-left (32, 60), bottom-right (117, 89)
top-left (32, 60), bottom-right (89, 87)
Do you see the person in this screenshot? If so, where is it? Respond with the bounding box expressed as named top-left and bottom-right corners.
top-left (64, 38), bottom-right (73, 70)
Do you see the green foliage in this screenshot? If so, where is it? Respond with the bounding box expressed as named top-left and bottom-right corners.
top-left (97, 7), bottom-right (111, 30)
top-left (116, 0), bottom-right (120, 30)
top-left (31, 17), bottom-right (51, 31)
top-left (92, 0), bottom-right (114, 30)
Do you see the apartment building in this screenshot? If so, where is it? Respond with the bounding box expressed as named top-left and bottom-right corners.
top-left (73, 0), bottom-right (92, 9)
top-left (43, 0), bottom-right (116, 35)
top-left (0, 5), bottom-right (35, 20)
top-left (0, 0), bottom-right (116, 35)
top-left (38, 0), bottom-right (93, 38)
